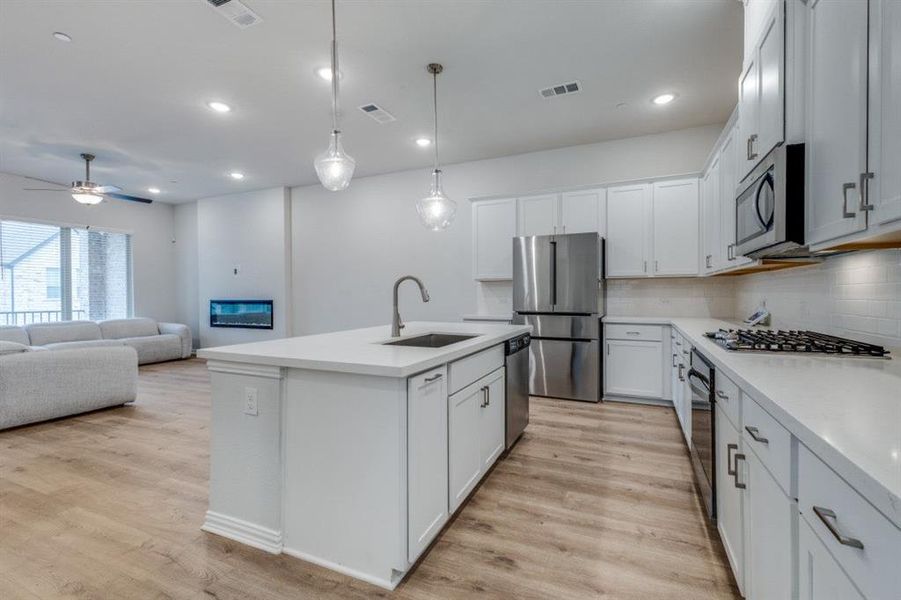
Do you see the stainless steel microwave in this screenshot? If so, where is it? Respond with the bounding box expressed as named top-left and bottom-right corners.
top-left (734, 143), bottom-right (805, 258)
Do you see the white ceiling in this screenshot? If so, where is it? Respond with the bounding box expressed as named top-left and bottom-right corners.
top-left (0, 0), bottom-right (742, 203)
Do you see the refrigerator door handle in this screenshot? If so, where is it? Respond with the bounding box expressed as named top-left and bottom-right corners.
top-left (550, 240), bottom-right (557, 307)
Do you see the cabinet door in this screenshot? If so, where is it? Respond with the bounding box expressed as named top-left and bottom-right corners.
top-left (871, 0), bottom-right (901, 226)
top-left (518, 193), bottom-right (559, 237)
top-left (652, 179), bottom-right (699, 276)
top-left (738, 55), bottom-right (760, 179)
top-left (701, 160), bottom-right (721, 274)
top-left (561, 189), bottom-right (605, 235)
top-left (719, 124), bottom-right (754, 268)
top-left (604, 339), bottom-right (663, 399)
top-left (806, 0), bottom-right (869, 245)
top-left (742, 448), bottom-right (794, 600)
top-left (756, 2), bottom-right (784, 160)
top-left (472, 198), bottom-right (516, 281)
top-left (606, 184), bottom-right (651, 277)
top-left (407, 367), bottom-right (449, 562)
top-left (715, 406), bottom-right (745, 595)
top-left (480, 369), bottom-right (506, 471)
top-left (798, 516), bottom-right (866, 600)
top-left (448, 382), bottom-right (484, 513)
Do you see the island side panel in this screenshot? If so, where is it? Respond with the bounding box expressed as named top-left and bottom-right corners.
top-left (203, 361), bottom-right (285, 553)
top-left (282, 368), bottom-right (409, 589)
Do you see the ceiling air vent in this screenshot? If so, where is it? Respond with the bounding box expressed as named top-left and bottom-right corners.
top-left (359, 103), bottom-right (396, 124)
top-left (205, 0), bottom-right (263, 29)
top-left (539, 80), bottom-right (582, 99)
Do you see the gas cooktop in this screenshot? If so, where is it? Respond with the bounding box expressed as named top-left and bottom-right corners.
top-left (705, 329), bottom-right (891, 358)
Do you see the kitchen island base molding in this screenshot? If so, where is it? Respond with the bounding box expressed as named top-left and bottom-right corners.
top-left (202, 511), bottom-right (284, 555)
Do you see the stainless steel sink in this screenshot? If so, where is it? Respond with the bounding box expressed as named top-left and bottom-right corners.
top-left (382, 333), bottom-right (478, 348)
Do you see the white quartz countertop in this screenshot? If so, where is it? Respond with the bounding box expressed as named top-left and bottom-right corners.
top-left (604, 316), bottom-right (901, 528)
top-left (197, 321), bottom-right (530, 378)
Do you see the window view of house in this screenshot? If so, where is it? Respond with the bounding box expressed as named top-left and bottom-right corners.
top-left (0, 219), bottom-right (132, 325)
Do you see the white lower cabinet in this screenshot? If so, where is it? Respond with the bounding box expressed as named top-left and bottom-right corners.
top-left (715, 405), bottom-right (745, 596)
top-left (798, 516), bottom-right (865, 600)
top-left (448, 367), bottom-right (505, 513)
top-left (741, 446), bottom-right (795, 600)
top-left (407, 366), bottom-right (449, 562)
top-left (604, 338), bottom-right (664, 399)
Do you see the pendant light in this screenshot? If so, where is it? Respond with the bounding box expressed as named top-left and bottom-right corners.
top-left (314, 0), bottom-right (355, 191)
top-left (416, 63), bottom-right (456, 230)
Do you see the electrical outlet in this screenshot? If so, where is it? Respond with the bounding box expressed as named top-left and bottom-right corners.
top-left (243, 386), bottom-right (258, 416)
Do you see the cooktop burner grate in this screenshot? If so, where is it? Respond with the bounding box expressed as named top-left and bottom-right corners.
top-left (704, 329), bottom-right (891, 357)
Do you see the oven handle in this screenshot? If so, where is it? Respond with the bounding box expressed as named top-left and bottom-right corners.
top-left (687, 368), bottom-right (710, 393)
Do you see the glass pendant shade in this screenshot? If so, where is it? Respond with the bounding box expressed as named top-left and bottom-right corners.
top-left (314, 130), bottom-right (356, 191)
top-left (416, 169), bottom-right (456, 231)
top-left (72, 192), bottom-right (102, 205)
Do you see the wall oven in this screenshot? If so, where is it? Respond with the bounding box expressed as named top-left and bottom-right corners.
top-left (734, 143), bottom-right (805, 259)
top-left (688, 349), bottom-right (716, 521)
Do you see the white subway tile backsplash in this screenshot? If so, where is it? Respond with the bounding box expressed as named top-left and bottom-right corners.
top-left (607, 277), bottom-right (736, 318)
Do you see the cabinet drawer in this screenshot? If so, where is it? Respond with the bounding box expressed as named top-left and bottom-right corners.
top-left (605, 324), bottom-right (663, 341)
top-left (742, 395), bottom-right (791, 495)
top-left (714, 370), bottom-right (741, 430)
top-left (448, 345), bottom-right (504, 395)
top-left (798, 444), bottom-right (901, 600)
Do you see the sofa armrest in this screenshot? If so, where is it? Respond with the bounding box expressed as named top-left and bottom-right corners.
top-left (158, 322), bottom-right (193, 358)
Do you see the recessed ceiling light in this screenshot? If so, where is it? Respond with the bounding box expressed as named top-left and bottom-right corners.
top-left (316, 67), bottom-right (341, 81)
top-left (415, 137), bottom-right (432, 148)
top-left (52, 32), bottom-right (72, 42)
top-left (147, 187), bottom-right (161, 194)
top-left (207, 101), bottom-right (232, 113)
top-left (229, 172), bottom-right (245, 180)
top-left (652, 93), bottom-right (677, 106)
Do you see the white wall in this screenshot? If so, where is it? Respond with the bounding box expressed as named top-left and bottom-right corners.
top-left (735, 250), bottom-right (901, 348)
top-left (197, 187), bottom-right (292, 347)
top-left (0, 172), bottom-right (178, 322)
top-left (174, 202), bottom-right (199, 348)
top-left (290, 125), bottom-right (724, 334)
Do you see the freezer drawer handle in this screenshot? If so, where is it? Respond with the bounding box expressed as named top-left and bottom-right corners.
top-left (813, 506), bottom-right (864, 550)
top-left (745, 426), bottom-right (769, 445)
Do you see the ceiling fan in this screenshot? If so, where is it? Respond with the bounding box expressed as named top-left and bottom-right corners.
top-left (24, 153), bottom-right (153, 205)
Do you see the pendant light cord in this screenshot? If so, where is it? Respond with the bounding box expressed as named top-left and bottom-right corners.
top-left (432, 69), bottom-right (439, 172)
top-left (330, 0), bottom-right (339, 133)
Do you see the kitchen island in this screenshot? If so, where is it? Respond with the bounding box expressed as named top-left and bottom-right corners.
top-left (196, 321), bottom-right (530, 589)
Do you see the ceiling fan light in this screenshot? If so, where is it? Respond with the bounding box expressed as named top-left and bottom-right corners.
top-left (72, 191), bottom-right (102, 205)
top-left (314, 130), bottom-right (356, 191)
top-left (416, 170), bottom-right (455, 231)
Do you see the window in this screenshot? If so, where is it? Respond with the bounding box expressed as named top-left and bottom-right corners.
top-left (0, 219), bottom-right (133, 325)
top-left (45, 267), bottom-right (60, 300)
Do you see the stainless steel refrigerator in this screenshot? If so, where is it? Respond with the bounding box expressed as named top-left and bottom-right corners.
top-left (513, 232), bottom-right (605, 402)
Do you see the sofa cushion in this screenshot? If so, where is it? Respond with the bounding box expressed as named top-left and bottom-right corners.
top-left (120, 334), bottom-right (183, 365)
top-left (43, 339), bottom-right (126, 351)
top-left (0, 341), bottom-right (29, 356)
top-left (99, 318), bottom-right (159, 340)
top-left (0, 326), bottom-right (30, 345)
top-left (25, 321), bottom-right (102, 346)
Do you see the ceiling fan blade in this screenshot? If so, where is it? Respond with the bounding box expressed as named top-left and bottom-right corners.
top-left (103, 192), bottom-right (153, 204)
top-left (94, 185), bottom-right (122, 194)
top-left (24, 188), bottom-right (70, 192)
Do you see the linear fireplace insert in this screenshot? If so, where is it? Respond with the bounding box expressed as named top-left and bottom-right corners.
top-left (210, 299), bottom-right (274, 330)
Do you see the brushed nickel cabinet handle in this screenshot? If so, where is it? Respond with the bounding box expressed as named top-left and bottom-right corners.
top-left (424, 373), bottom-right (443, 383)
top-left (842, 182), bottom-right (857, 218)
top-left (859, 172), bottom-right (875, 211)
top-left (716, 390), bottom-right (729, 400)
top-left (486, 385), bottom-right (490, 407)
top-left (727, 443), bottom-right (738, 476)
top-left (733, 453), bottom-right (747, 489)
top-left (673, 353), bottom-right (678, 368)
top-left (643, 260), bottom-right (648, 273)
top-left (480, 386), bottom-right (488, 408)
top-left (748, 134), bottom-right (758, 160)
top-left (745, 426), bottom-right (769, 444)
top-left (813, 506), bottom-right (864, 550)
top-left (747, 136), bottom-right (753, 160)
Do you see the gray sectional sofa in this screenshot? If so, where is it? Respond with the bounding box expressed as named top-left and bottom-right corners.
top-left (0, 318), bottom-right (192, 430)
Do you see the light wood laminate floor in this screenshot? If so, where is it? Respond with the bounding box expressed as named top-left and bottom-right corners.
top-left (0, 358), bottom-right (740, 599)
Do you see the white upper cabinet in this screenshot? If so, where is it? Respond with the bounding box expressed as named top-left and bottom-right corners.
top-left (701, 158), bottom-right (722, 275)
top-left (561, 189), bottom-right (606, 235)
top-left (871, 0), bottom-right (901, 227)
top-left (739, 0), bottom-right (784, 180)
top-left (805, 0), bottom-right (869, 246)
top-left (606, 184), bottom-right (652, 277)
top-left (652, 179), bottom-right (699, 276)
top-left (517, 193), bottom-right (559, 237)
top-left (472, 198), bottom-right (517, 281)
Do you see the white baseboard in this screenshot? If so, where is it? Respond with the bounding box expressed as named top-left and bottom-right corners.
top-left (202, 511), bottom-right (283, 554)
top-left (604, 394), bottom-right (673, 408)
top-left (282, 546), bottom-right (400, 590)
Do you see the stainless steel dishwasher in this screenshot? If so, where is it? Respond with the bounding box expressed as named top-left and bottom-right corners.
top-left (505, 333), bottom-right (531, 449)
